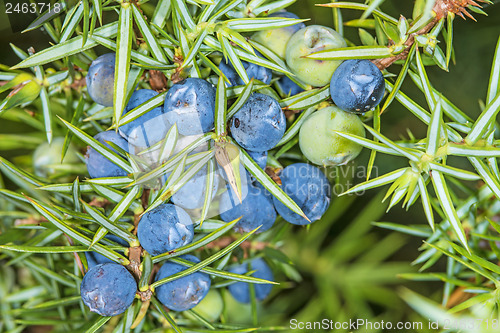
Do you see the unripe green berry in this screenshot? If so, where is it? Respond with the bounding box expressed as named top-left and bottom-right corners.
top-left (252, 11), bottom-right (305, 59)
top-left (33, 137), bottom-right (80, 178)
top-left (299, 106), bottom-right (365, 166)
top-left (184, 290), bottom-right (224, 322)
top-left (285, 25), bottom-right (346, 87)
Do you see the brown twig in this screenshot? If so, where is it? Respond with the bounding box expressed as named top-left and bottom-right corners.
top-left (265, 166), bottom-right (282, 185)
top-left (371, 0), bottom-right (488, 71)
top-left (88, 197), bottom-right (111, 208)
top-left (140, 189), bottom-right (150, 210)
top-left (372, 21), bottom-right (436, 70)
top-left (170, 50), bottom-right (186, 84)
top-left (149, 70), bottom-right (169, 91)
top-left (128, 246), bottom-right (143, 277)
top-left (133, 214), bottom-right (141, 236)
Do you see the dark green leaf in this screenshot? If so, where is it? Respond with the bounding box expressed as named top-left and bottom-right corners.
top-left (12, 22), bottom-right (119, 69)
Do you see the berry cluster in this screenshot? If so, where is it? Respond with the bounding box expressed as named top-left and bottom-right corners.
top-left (82, 53), bottom-right (282, 316)
top-left (249, 10), bottom-right (386, 166)
top-left (80, 9), bottom-right (386, 318)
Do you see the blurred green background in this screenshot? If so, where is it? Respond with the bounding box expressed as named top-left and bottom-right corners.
top-left (1, 0), bottom-right (500, 331)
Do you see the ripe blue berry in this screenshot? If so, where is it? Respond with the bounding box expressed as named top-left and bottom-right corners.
top-left (170, 165), bottom-right (220, 210)
top-left (80, 263), bottom-right (137, 316)
top-left (285, 25), bottom-right (346, 87)
top-left (119, 89), bottom-right (169, 147)
top-left (137, 203), bottom-right (193, 256)
top-left (85, 131), bottom-right (129, 179)
top-left (230, 93), bottom-right (285, 152)
top-left (160, 134), bottom-right (216, 209)
top-left (272, 163), bottom-right (330, 225)
top-left (227, 258), bottom-right (273, 303)
top-left (155, 255), bottom-right (211, 311)
top-left (299, 106), bottom-right (365, 166)
top-left (86, 53), bottom-right (115, 106)
top-left (163, 78), bottom-right (216, 135)
top-left (330, 59), bottom-right (385, 114)
top-left (252, 11), bottom-right (305, 59)
top-left (247, 150), bottom-right (268, 170)
top-left (85, 235), bottom-right (128, 269)
top-left (219, 183), bottom-right (276, 234)
top-left (219, 54), bottom-right (272, 86)
top-left (153, 132), bottom-right (210, 169)
top-left (276, 76), bottom-right (304, 98)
